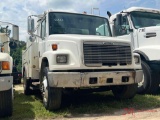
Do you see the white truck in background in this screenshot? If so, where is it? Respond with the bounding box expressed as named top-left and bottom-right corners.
top-left (22, 10), bottom-right (142, 111)
top-left (108, 7), bottom-right (160, 94)
top-left (0, 22), bottom-right (19, 117)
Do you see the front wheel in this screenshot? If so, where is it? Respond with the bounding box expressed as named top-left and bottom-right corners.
top-left (112, 84), bottom-right (137, 100)
top-left (41, 67), bottom-right (62, 110)
top-left (137, 60), bottom-right (159, 94)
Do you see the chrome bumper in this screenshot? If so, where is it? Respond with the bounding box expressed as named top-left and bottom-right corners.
top-left (48, 70), bottom-right (143, 88)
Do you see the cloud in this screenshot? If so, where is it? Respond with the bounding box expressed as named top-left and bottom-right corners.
top-left (0, 0), bottom-right (105, 41)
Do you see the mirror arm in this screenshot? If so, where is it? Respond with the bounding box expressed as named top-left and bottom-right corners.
top-left (0, 40), bottom-right (17, 47)
top-left (29, 33), bottom-right (42, 39)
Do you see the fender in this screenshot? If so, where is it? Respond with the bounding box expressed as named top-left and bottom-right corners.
top-left (41, 49), bottom-right (80, 71)
top-left (134, 46), bottom-right (160, 61)
top-left (134, 49), bottom-right (149, 61)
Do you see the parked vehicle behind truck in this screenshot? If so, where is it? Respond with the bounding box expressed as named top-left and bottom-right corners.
top-left (12, 66), bottom-right (22, 84)
top-left (22, 10), bottom-right (143, 111)
top-left (108, 7), bottom-right (160, 94)
top-left (0, 22), bottom-right (19, 117)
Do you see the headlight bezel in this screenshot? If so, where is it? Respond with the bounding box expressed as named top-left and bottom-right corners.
top-left (56, 54), bottom-right (68, 64)
top-left (134, 55), bottom-right (140, 64)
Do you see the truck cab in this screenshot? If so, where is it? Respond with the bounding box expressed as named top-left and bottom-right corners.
top-left (22, 11), bottom-right (142, 110)
top-left (109, 7), bottom-right (160, 94)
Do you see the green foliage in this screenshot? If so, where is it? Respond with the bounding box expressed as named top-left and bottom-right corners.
top-left (10, 41), bottom-right (26, 72)
top-left (5, 87), bottom-right (160, 119)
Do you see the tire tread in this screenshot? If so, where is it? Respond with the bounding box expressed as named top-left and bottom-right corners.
top-left (0, 89), bottom-right (12, 117)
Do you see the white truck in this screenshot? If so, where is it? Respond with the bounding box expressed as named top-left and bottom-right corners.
top-left (22, 10), bottom-right (142, 110)
top-left (108, 7), bottom-right (160, 94)
top-left (0, 22), bottom-right (19, 117)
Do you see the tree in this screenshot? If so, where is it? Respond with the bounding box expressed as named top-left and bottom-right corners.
top-left (10, 41), bottom-right (26, 72)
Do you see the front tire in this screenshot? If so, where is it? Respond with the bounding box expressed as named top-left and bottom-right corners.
top-left (0, 88), bottom-right (12, 117)
top-left (112, 84), bottom-right (137, 99)
top-left (137, 60), bottom-right (159, 94)
top-left (41, 67), bottom-right (62, 110)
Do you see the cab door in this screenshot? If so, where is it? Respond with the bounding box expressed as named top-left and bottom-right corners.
top-left (38, 18), bottom-right (47, 67)
top-left (114, 15), bottom-right (135, 49)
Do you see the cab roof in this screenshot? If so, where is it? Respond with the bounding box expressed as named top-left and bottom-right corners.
top-left (109, 7), bottom-right (160, 21)
top-left (123, 7), bottom-right (160, 13)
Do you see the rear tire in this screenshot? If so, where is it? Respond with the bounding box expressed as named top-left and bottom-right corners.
top-left (137, 60), bottom-right (159, 94)
top-left (0, 88), bottom-right (12, 117)
top-left (41, 67), bottom-right (62, 110)
top-left (112, 84), bottom-right (137, 99)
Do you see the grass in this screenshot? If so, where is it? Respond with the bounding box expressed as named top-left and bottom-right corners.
top-left (2, 86), bottom-right (160, 120)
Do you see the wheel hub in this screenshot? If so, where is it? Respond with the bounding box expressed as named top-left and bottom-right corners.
top-left (42, 76), bottom-right (48, 106)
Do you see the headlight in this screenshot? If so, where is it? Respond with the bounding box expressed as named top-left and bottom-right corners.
top-left (56, 55), bottom-right (68, 64)
top-left (134, 55), bottom-right (140, 64)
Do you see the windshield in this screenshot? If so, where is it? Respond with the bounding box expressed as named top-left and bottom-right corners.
top-left (131, 11), bottom-right (160, 29)
top-left (49, 12), bottom-right (111, 36)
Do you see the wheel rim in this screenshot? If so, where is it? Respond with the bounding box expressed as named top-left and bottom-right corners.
top-left (138, 73), bottom-right (144, 87)
top-left (42, 75), bottom-right (48, 106)
top-left (138, 68), bottom-right (148, 89)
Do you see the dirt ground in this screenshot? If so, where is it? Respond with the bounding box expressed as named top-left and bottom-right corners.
top-left (56, 108), bottom-right (160, 120)
top-left (14, 84), bottom-right (160, 120)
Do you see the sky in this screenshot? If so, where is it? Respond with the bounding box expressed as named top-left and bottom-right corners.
top-left (0, 0), bottom-right (160, 41)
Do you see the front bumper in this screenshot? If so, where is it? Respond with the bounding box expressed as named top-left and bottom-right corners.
top-left (0, 76), bottom-right (13, 91)
top-left (48, 70), bottom-right (143, 88)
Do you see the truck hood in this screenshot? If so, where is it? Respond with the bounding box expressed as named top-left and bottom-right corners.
top-left (48, 34), bottom-right (131, 44)
top-left (137, 26), bottom-right (160, 47)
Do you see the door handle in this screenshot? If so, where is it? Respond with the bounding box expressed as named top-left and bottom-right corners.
top-left (144, 32), bottom-right (156, 38)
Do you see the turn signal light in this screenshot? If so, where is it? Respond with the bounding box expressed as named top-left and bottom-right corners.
top-left (52, 44), bottom-right (58, 50)
top-left (2, 61), bottom-right (10, 70)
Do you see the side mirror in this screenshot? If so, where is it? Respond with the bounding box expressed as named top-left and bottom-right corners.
top-left (28, 18), bottom-right (34, 34)
top-left (9, 41), bottom-right (17, 49)
top-left (12, 25), bottom-right (19, 41)
top-left (116, 14), bottom-right (123, 26)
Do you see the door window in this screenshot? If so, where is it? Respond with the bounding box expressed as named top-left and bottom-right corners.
top-left (41, 18), bottom-right (46, 39)
top-left (114, 16), bottom-right (130, 36)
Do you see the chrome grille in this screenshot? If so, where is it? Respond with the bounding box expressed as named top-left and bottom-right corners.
top-left (83, 41), bottom-right (132, 66)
